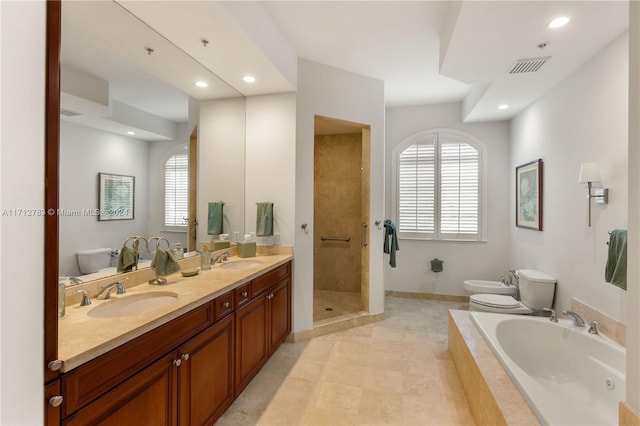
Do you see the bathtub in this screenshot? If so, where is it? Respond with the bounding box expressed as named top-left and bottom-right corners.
top-left (470, 312), bottom-right (626, 426)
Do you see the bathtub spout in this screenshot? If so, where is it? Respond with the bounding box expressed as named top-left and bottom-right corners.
top-left (562, 310), bottom-right (586, 327)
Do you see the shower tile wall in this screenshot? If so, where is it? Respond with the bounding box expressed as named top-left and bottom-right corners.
top-left (314, 133), bottom-right (363, 294)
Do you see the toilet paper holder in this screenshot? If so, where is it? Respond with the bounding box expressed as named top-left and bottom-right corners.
top-left (430, 258), bottom-right (444, 273)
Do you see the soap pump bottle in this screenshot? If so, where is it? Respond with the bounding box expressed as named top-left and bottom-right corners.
top-left (200, 244), bottom-right (211, 270)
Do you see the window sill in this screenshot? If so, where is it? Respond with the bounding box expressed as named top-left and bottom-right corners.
top-left (162, 229), bottom-right (188, 233)
top-left (398, 236), bottom-right (487, 243)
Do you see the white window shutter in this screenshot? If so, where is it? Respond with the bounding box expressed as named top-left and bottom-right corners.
top-left (439, 141), bottom-right (479, 238)
top-left (164, 153), bottom-right (189, 228)
top-left (398, 142), bottom-right (435, 237)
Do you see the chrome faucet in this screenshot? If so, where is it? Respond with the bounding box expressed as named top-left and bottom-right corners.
top-left (213, 251), bottom-right (231, 264)
top-left (507, 269), bottom-right (517, 286)
top-left (562, 310), bottom-right (585, 327)
top-left (543, 308), bottom-right (558, 323)
top-left (69, 276), bottom-right (83, 285)
top-left (97, 278), bottom-right (128, 300)
top-left (588, 320), bottom-right (600, 335)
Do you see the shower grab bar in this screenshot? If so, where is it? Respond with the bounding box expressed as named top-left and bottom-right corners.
top-left (320, 236), bottom-right (350, 242)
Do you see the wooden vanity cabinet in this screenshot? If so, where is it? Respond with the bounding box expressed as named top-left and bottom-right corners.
top-left (177, 314), bottom-right (234, 425)
top-left (63, 352), bottom-right (178, 426)
top-left (59, 261), bottom-right (291, 426)
top-left (235, 263), bottom-right (291, 395)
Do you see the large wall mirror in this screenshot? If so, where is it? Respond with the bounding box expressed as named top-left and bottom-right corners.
top-left (59, 1), bottom-right (246, 285)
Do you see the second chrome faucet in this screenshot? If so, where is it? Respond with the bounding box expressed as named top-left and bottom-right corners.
top-left (97, 278), bottom-right (128, 300)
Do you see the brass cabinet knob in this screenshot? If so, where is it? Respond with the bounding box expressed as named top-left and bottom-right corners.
top-left (223, 301), bottom-right (230, 309)
top-left (48, 360), bottom-right (62, 371)
top-left (49, 396), bottom-right (63, 407)
top-left (241, 291), bottom-right (248, 298)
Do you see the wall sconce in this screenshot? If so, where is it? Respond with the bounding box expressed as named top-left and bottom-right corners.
top-left (578, 162), bottom-right (609, 227)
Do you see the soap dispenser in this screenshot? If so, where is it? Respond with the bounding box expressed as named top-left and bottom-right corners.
top-left (200, 244), bottom-right (211, 270)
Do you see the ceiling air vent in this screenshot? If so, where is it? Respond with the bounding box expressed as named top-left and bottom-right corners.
top-left (60, 108), bottom-right (81, 117)
top-left (508, 56), bottom-right (551, 74)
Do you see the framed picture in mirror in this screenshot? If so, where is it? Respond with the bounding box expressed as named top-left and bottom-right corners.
top-left (515, 159), bottom-right (543, 231)
top-left (98, 172), bottom-right (135, 221)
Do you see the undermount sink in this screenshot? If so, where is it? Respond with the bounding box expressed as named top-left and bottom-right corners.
top-left (219, 261), bottom-right (262, 270)
top-left (88, 292), bottom-right (179, 318)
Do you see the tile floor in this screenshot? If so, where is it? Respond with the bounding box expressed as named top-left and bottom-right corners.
top-left (313, 289), bottom-right (364, 322)
top-left (217, 296), bottom-right (475, 425)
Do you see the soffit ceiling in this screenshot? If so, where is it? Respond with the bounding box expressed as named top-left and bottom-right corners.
top-left (60, 0), bottom-right (629, 136)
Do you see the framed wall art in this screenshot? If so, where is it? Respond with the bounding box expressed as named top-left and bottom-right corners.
top-left (516, 159), bottom-right (543, 231)
top-left (98, 172), bottom-right (135, 221)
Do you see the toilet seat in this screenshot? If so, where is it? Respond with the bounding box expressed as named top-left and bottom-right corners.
top-left (469, 294), bottom-right (534, 314)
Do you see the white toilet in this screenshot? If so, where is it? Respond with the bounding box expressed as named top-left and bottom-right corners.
top-left (468, 269), bottom-right (556, 314)
top-left (77, 248), bottom-right (112, 274)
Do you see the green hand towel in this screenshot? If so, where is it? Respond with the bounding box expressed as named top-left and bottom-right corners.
top-left (256, 202), bottom-right (273, 237)
top-left (208, 202), bottom-right (224, 235)
top-left (151, 248), bottom-right (181, 277)
top-left (605, 229), bottom-right (627, 290)
top-left (117, 246), bottom-right (138, 272)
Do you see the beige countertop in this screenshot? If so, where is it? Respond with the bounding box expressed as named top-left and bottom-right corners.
top-left (58, 253), bottom-right (293, 373)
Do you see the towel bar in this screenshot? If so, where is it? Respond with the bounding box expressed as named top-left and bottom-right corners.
top-left (320, 236), bottom-right (350, 242)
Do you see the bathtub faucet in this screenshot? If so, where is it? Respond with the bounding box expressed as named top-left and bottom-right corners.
top-left (562, 310), bottom-right (585, 327)
top-left (507, 269), bottom-right (517, 286)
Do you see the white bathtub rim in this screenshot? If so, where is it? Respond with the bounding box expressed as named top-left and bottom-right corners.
top-left (470, 311), bottom-right (626, 426)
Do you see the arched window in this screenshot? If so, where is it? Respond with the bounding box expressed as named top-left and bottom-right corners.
top-left (393, 130), bottom-right (483, 240)
top-left (164, 151), bottom-right (189, 229)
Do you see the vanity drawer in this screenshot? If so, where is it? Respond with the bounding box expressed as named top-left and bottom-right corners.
top-left (62, 301), bottom-right (214, 417)
top-left (214, 291), bottom-right (235, 321)
top-left (251, 263), bottom-right (290, 297)
top-left (234, 283), bottom-right (252, 308)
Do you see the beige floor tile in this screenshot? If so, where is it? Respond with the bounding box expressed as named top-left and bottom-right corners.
top-left (221, 297), bottom-right (476, 426)
top-left (314, 381), bottom-right (363, 415)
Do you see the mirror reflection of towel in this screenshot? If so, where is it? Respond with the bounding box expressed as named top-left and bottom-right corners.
top-left (117, 246), bottom-right (138, 272)
top-left (151, 248), bottom-right (181, 277)
top-left (256, 202), bottom-right (273, 237)
top-left (208, 202), bottom-right (224, 235)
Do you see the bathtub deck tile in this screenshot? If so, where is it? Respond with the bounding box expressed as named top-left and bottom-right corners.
top-left (448, 309), bottom-right (540, 426)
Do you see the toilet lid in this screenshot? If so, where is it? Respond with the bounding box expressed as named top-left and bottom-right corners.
top-left (470, 294), bottom-right (521, 309)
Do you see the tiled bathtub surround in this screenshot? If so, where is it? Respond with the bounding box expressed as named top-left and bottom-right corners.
top-left (448, 310), bottom-right (540, 425)
top-left (218, 297), bottom-right (474, 425)
top-left (571, 297), bottom-right (627, 347)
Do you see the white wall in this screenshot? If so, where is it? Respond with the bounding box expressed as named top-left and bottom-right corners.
top-left (295, 59), bottom-right (385, 333)
top-left (245, 93), bottom-right (296, 246)
top-left (198, 97), bottom-right (246, 245)
top-left (627, 0), bottom-right (640, 413)
top-left (510, 32), bottom-right (629, 323)
top-left (59, 121), bottom-right (150, 275)
top-left (0, 1), bottom-right (45, 423)
top-left (384, 103), bottom-right (511, 295)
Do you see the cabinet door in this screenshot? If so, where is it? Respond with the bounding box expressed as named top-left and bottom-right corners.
top-left (178, 315), bottom-right (234, 426)
top-left (63, 352), bottom-right (178, 426)
top-left (45, 380), bottom-right (61, 426)
top-left (268, 277), bottom-right (292, 355)
top-left (234, 294), bottom-right (269, 396)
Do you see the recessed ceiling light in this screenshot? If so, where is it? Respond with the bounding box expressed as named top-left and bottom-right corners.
top-left (243, 75), bottom-right (256, 83)
top-left (127, 131), bottom-right (136, 135)
top-left (498, 104), bottom-right (509, 110)
top-left (548, 16), bottom-right (570, 28)
top-left (195, 81), bottom-right (208, 88)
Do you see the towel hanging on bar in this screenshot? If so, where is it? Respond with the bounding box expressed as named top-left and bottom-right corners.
top-left (383, 219), bottom-right (399, 267)
top-left (256, 202), bottom-right (274, 236)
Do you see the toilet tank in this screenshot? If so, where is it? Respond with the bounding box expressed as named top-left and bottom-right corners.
top-left (517, 269), bottom-right (557, 310)
top-left (77, 248), bottom-right (112, 274)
